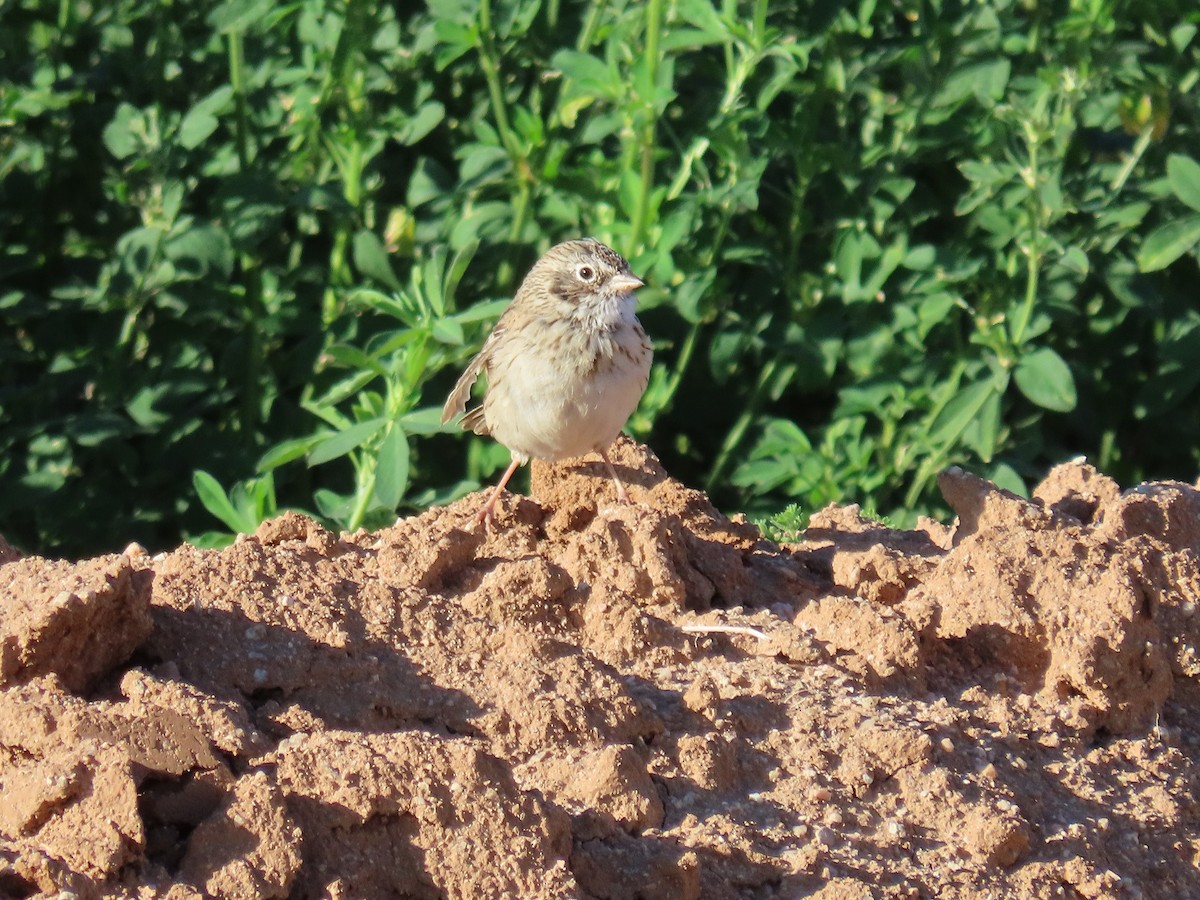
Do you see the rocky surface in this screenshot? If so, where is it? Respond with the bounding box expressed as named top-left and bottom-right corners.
top-left (2, 438), bottom-right (1198, 898)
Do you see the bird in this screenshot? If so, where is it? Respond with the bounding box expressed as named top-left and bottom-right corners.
top-left (441, 238), bottom-right (652, 527)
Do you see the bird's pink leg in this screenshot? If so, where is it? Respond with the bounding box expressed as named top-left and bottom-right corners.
top-left (600, 448), bottom-right (630, 503)
top-left (476, 457), bottom-right (522, 527)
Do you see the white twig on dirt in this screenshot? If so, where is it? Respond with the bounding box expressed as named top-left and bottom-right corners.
top-left (679, 623), bottom-right (770, 641)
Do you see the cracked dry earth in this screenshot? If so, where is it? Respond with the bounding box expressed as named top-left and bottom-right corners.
top-left (2, 437), bottom-right (1200, 899)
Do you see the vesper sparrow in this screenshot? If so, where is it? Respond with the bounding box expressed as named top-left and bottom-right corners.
top-left (441, 238), bottom-right (652, 526)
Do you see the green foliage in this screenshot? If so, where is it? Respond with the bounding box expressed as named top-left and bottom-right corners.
top-left (2, 0), bottom-right (1200, 554)
top-left (754, 503), bottom-right (809, 545)
top-left (191, 469), bottom-right (277, 546)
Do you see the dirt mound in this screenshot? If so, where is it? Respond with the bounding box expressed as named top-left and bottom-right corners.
top-left (2, 439), bottom-right (1199, 898)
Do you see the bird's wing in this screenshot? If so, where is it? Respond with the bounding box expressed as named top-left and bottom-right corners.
top-left (441, 350), bottom-right (486, 425)
top-left (461, 405), bottom-right (489, 435)
top-left (441, 325), bottom-right (504, 428)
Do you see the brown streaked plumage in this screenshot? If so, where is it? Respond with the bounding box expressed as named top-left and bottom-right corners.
top-left (441, 238), bottom-right (652, 527)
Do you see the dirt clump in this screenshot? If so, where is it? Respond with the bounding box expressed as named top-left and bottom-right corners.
top-left (2, 438), bottom-right (1199, 897)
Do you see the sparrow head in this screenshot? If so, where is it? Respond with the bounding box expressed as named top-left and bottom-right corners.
top-left (531, 238), bottom-right (645, 308)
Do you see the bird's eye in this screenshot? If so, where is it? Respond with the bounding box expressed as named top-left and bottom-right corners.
top-left (576, 264), bottom-right (596, 282)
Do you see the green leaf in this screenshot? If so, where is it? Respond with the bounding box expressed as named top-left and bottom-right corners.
top-left (324, 344), bottom-right (389, 376)
top-left (917, 292), bottom-right (957, 338)
top-left (442, 239), bottom-right (480, 312)
top-left (178, 107), bottom-right (218, 150)
top-left (218, 172), bottom-right (285, 249)
top-left (353, 230), bottom-right (401, 290)
top-left (931, 376), bottom-right (1006, 445)
top-left (102, 103), bottom-right (143, 159)
top-left (307, 418), bottom-right (387, 466)
top-left (349, 289), bottom-right (403, 316)
top-left (552, 50), bottom-right (616, 96)
top-left (1058, 246), bottom-right (1089, 277)
top-left (934, 59), bottom-right (1010, 107)
top-left (126, 384), bottom-right (173, 429)
top-left (395, 102), bottom-right (445, 145)
top-left (834, 230), bottom-right (864, 296)
top-left (236, 474), bottom-right (275, 524)
top-left (314, 369), bottom-right (378, 408)
top-left (1096, 201), bottom-right (1150, 232)
top-left (459, 145), bottom-right (509, 182)
top-left (964, 386), bottom-right (1002, 462)
top-left (257, 436), bottom-right (323, 472)
top-left (661, 28), bottom-right (727, 51)
top-left (1137, 214), bottom-right (1200, 272)
top-left (1167, 155), bottom-right (1200, 212)
top-left (400, 407), bottom-right (453, 434)
top-left (314, 489), bottom-right (354, 523)
top-left (431, 317), bottom-right (465, 345)
top-left (1170, 22), bottom-right (1197, 53)
top-left (193, 470), bottom-right (252, 533)
top-left (187, 531), bottom-right (237, 550)
top-left (177, 87), bottom-right (231, 150)
top-left (63, 413), bottom-right (130, 448)
top-left (1014, 347), bottom-right (1076, 412)
top-left (374, 425), bottom-right (410, 509)
top-left (166, 225), bottom-right (234, 279)
top-left (903, 244), bottom-right (936, 270)
top-left (207, 0), bottom-right (271, 33)
top-left (453, 298), bottom-right (508, 324)
top-left (988, 462), bottom-right (1027, 497)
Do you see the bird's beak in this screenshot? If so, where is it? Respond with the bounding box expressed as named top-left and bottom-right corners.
top-left (608, 273), bottom-right (645, 293)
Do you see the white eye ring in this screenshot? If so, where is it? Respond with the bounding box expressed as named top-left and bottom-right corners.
top-left (575, 263), bottom-right (597, 283)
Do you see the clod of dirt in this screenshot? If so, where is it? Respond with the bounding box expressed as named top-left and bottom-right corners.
top-left (1, 678), bottom-right (145, 880)
top-left (2, 442), bottom-right (1200, 898)
top-left (1033, 458), bottom-right (1121, 524)
top-left (931, 467), bottom-right (1173, 733)
top-left (176, 770), bottom-right (299, 899)
top-left (0, 554), bottom-right (152, 692)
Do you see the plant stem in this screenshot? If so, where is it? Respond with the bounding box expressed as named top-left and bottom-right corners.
top-left (654, 319), bottom-right (701, 414)
top-left (227, 32), bottom-right (251, 170)
top-left (322, 5), bottom-right (368, 328)
top-left (1009, 127), bottom-right (1042, 349)
top-left (478, 0), bottom-right (533, 285)
top-left (1109, 123), bottom-right (1154, 196)
top-left (1011, 232), bottom-right (1040, 350)
top-left (228, 29), bottom-right (264, 435)
top-left (347, 454), bottom-right (376, 531)
top-left (706, 358), bottom-right (778, 492)
top-left (478, 0), bottom-right (520, 162)
top-left (501, 179), bottom-right (532, 285)
top-left (752, 0), bottom-right (767, 39)
top-left (630, 0), bottom-right (664, 249)
top-left (575, 0), bottom-right (604, 51)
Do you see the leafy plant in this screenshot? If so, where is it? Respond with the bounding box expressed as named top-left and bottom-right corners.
top-left (2, 0), bottom-right (1199, 555)
top-left (754, 503), bottom-right (809, 545)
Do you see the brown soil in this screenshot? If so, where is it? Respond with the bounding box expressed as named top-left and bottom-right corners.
top-left (2, 437), bottom-right (1199, 899)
